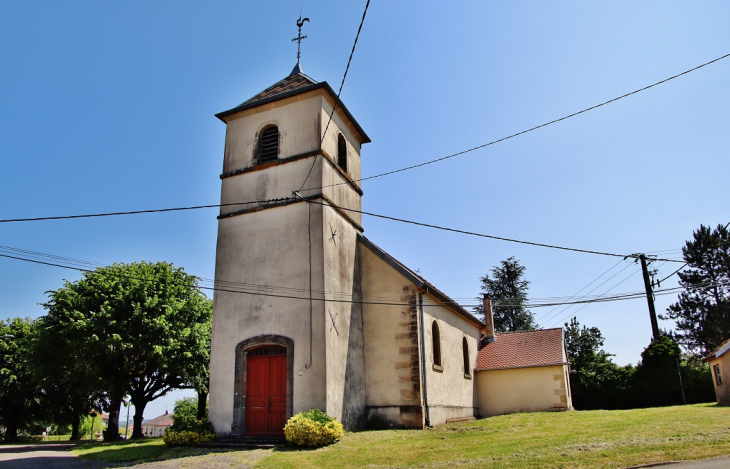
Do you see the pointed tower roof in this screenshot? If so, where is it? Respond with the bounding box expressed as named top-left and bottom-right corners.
top-left (215, 66), bottom-right (370, 143)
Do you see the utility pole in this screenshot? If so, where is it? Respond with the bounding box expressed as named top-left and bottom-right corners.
top-left (639, 254), bottom-right (660, 340)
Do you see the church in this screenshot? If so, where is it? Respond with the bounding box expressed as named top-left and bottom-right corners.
top-left (207, 60), bottom-right (572, 437)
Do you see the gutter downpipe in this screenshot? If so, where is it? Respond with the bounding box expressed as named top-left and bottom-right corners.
top-left (418, 289), bottom-right (431, 427)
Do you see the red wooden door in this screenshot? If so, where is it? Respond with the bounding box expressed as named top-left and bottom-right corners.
top-left (245, 346), bottom-right (287, 436)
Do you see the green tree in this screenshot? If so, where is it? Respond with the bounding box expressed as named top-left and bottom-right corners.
top-left (27, 310), bottom-right (106, 440)
top-left (564, 317), bottom-right (633, 409)
top-left (479, 257), bottom-right (537, 332)
top-left (42, 261), bottom-right (213, 440)
top-left (0, 317), bottom-right (41, 442)
top-left (169, 396), bottom-right (213, 434)
top-left (632, 335), bottom-right (684, 407)
top-left (662, 223), bottom-right (730, 357)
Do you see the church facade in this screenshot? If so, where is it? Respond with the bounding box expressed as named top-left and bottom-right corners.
top-left (208, 65), bottom-right (571, 437)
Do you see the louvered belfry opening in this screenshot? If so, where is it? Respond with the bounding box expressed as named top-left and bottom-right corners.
top-left (337, 133), bottom-right (347, 172)
top-left (260, 126), bottom-right (279, 161)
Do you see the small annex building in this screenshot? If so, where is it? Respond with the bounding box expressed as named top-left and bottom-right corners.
top-left (705, 338), bottom-right (730, 406)
top-left (208, 62), bottom-right (572, 438)
top-left (475, 328), bottom-right (572, 417)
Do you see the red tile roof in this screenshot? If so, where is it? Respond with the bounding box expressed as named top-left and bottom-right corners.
top-left (476, 328), bottom-right (566, 371)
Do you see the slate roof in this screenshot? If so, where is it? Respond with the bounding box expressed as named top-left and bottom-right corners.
top-left (705, 337), bottom-right (730, 361)
top-left (143, 412), bottom-right (173, 428)
top-left (243, 72), bottom-right (319, 106)
top-left (215, 65), bottom-right (370, 143)
top-left (476, 328), bottom-right (567, 371)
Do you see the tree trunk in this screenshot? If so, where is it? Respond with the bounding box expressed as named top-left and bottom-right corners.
top-left (131, 399), bottom-right (148, 439)
top-left (5, 420), bottom-right (18, 443)
top-left (70, 413), bottom-right (81, 441)
top-left (104, 388), bottom-right (123, 441)
top-left (196, 390), bottom-right (208, 421)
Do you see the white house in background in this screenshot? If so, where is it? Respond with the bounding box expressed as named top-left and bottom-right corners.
top-left (140, 411), bottom-right (173, 437)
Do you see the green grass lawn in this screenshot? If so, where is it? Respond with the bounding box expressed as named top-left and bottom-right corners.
top-left (69, 404), bottom-right (730, 468)
top-left (259, 403), bottom-right (730, 468)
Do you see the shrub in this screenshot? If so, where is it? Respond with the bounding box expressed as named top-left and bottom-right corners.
top-left (163, 430), bottom-right (215, 447)
top-left (284, 409), bottom-right (344, 447)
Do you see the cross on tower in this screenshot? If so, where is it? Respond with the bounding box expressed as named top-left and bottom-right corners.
top-left (291, 15), bottom-right (310, 64)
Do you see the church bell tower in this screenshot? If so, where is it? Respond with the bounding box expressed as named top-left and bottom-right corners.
top-left (208, 54), bottom-right (371, 436)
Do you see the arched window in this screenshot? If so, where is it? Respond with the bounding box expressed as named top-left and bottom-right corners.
top-left (462, 337), bottom-right (471, 377)
top-left (260, 125), bottom-right (279, 162)
top-left (432, 321), bottom-right (442, 368)
top-left (337, 134), bottom-right (347, 172)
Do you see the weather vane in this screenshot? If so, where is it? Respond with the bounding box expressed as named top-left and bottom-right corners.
top-left (292, 13), bottom-right (310, 65)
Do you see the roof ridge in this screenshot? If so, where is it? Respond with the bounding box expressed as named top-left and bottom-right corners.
top-left (496, 327), bottom-right (562, 335)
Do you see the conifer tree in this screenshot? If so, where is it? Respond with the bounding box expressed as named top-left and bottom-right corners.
top-left (479, 257), bottom-right (537, 332)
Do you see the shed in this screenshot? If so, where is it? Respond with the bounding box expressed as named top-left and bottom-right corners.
top-left (704, 338), bottom-right (730, 406)
top-left (475, 328), bottom-right (573, 417)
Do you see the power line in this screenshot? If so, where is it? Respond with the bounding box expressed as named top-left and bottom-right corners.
top-left (0, 191), bottom-right (686, 264)
top-left (535, 258), bottom-right (630, 323)
top-left (5, 249), bottom-right (721, 311)
top-left (549, 265), bottom-right (644, 328)
top-left (307, 53), bottom-right (730, 192)
top-left (303, 197), bottom-right (684, 263)
top-left (298, 0), bottom-right (371, 193)
top-left (0, 199), bottom-right (294, 224)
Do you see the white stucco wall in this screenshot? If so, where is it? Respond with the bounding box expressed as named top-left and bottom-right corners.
top-left (322, 206), bottom-right (366, 428)
top-left (708, 355), bottom-right (730, 406)
top-left (475, 364), bottom-right (572, 417)
top-left (209, 202), bottom-right (328, 435)
top-left (358, 243), bottom-right (482, 428)
top-left (422, 299), bottom-right (481, 425)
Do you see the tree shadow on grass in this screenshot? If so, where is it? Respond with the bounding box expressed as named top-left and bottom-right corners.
top-left (74, 439), bottom-right (243, 466)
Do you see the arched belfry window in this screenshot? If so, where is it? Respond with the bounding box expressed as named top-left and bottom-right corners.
top-left (432, 321), bottom-right (442, 370)
top-left (337, 134), bottom-right (347, 172)
top-left (462, 337), bottom-right (471, 378)
top-left (260, 125), bottom-right (279, 162)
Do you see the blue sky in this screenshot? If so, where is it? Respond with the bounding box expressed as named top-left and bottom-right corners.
top-left (1, 1), bottom-right (728, 419)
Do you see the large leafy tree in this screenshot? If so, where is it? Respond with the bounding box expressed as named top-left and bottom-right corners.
top-left (0, 317), bottom-right (42, 442)
top-left (479, 257), bottom-right (537, 332)
top-left (43, 261), bottom-right (212, 440)
top-left (662, 223), bottom-right (730, 357)
top-left (28, 310), bottom-right (107, 440)
top-left (564, 317), bottom-right (633, 410)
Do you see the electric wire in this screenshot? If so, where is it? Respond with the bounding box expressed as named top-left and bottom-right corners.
top-left (548, 266), bottom-right (644, 328)
top-left (3, 250), bottom-right (725, 311)
top-left (542, 261), bottom-right (638, 326)
top-left (303, 197), bottom-right (684, 263)
top-left (0, 199), bottom-right (294, 224)
top-left (304, 53), bottom-right (730, 192)
top-left (298, 0), bottom-right (370, 193)
top-left (534, 258), bottom-right (628, 323)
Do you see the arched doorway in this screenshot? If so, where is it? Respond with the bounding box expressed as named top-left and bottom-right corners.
top-left (233, 335), bottom-right (293, 436)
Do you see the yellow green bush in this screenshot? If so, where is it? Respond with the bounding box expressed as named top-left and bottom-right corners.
top-left (162, 430), bottom-right (215, 447)
top-left (284, 409), bottom-right (344, 447)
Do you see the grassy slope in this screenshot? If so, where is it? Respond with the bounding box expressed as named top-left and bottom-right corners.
top-left (258, 404), bottom-right (730, 468)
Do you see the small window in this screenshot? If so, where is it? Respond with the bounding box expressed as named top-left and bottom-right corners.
top-left (432, 321), bottom-right (442, 368)
top-left (462, 337), bottom-right (471, 378)
top-left (260, 125), bottom-right (279, 162)
top-left (714, 364), bottom-right (723, 385)
top-left (337, 134), bottom-right (347, 172)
